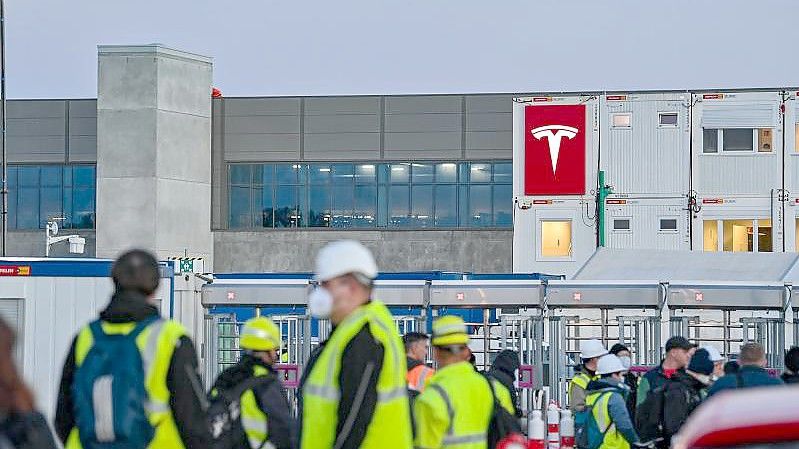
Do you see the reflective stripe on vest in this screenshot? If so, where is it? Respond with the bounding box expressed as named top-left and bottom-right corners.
top-left (69, 318), bottom-right (187, 449)
top-left (300, 300), bottom-right (413, 449)
top-left (568, 372), bottom-right (593, 395)
top-left (428, 381), bottom-right (488, 448)
top-left (241, 365), bottom-right (270, 449)
top-left (408, 365), bottom-right (433, 392)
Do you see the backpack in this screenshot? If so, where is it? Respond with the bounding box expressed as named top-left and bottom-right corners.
top-left (484, 375), bottom-right (522, 449)
top-left (575, 392), bottom-right (611, 449)
top-left (72, 317), bottom-right (157, 449)
top-left (207, 375), bottom-right (276, 449)
top-left (635, 376), bottom-right (701, 442)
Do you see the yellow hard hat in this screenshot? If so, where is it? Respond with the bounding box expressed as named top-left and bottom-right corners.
top-left (431, 315), bottom-right (470, 346)
top-left (240, 317), bottom-right (281, 352)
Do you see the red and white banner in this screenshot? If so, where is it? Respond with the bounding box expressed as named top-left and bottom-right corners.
top-left (524, 104), bottom-right (586, 195)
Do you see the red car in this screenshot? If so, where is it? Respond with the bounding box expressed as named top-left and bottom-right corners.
top-left (672, 385), bottom-right (799, 449)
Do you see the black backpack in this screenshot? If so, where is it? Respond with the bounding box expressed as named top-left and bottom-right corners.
top-left (635, 376), bottom-right (701, 443)
top-left (207, 375), bottom-right (275, 449)
top-left (484, 374), bottom-right (522, 448)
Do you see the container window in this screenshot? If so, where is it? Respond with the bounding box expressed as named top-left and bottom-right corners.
top-left (703, 129), bottom-right (718, 153)
top-left (612, 113), bottom-right (631, 128)
top-left (795, 124), bottom-right (799, 153)
top-left (541, 220), bottom-right (572, 257)
top-left (613, 219), bottom-right (631, 231)
top-left (722, 219), bottom-right (754, 252)
top-left (722, 129), bottom-right (754, 152)
top-left (757, 219), bottom-right (773, 252)
top-left (703, 220), bottom-right (718, 251)
top-left (660, 218), bottom-right (678, 231)
top-left (659, 112), bottom-right (678, 127)
top-left (757, 128), bottom-right (773, 153)
top-left (796, 218), bottom-right (799, 252)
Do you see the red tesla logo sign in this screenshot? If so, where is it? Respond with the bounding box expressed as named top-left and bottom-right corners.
top-left (524, 104), bottom-right (586, 195)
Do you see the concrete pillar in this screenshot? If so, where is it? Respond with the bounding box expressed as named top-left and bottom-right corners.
top-left (96, 45), bottom-right (213, 266)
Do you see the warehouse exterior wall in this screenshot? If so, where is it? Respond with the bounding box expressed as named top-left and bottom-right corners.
top-left (213, 229), bottom-right (512, 272)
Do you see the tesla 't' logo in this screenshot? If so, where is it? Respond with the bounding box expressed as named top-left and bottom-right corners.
top-left (530, 125), bottom-right (579, 174)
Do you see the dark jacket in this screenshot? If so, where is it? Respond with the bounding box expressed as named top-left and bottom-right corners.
top-left (54, 291), bottom-right (212, 449)
top-left (299, 322), bottom-right (384, 449)
top-left (586, 378), bottom-right (639, 445)
top-left (780, 371), bottom-right (799, 385)
top-left (636, 363), bottom-right (678, 408)
top-left (212, 354), bottom-right (295, 449)
top-left (0, 411), bottom-right (58, 449)
top-left (621, 372), bottom-right (638, 419)
top-left (707, 365), bottom-right (783, 397)
top-left (487, 350), bottom-right (521, 418)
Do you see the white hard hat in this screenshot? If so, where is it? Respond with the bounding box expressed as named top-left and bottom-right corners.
top-left (314, 240), bottom-right (379, 282)
top-left (596, 354), bottom-right (626, 375)
top-left (703, 345), bottom-right (725, 363)
top-left (580, 339), bottom-right (608, 360)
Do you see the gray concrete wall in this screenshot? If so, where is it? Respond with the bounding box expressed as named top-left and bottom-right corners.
top-left (7, 231), bottom-right (96, 257)
top-left (96, 45), bottom-right (214, 265)
top-left (213, 230), bottom-right (512, 272)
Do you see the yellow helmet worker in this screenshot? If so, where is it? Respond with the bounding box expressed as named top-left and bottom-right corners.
top-left (211, 316), bottom-right (294, 449)
top-left (413, 316), bottom-right (514, 449)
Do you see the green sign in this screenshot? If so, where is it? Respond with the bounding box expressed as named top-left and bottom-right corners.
top-left (179, 259), bottom-right (194, 273)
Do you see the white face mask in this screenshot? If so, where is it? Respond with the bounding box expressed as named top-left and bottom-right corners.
top-left (619, 356), bottom-right (632, 370)
top-left (308, 287), bottom-right (334, 319)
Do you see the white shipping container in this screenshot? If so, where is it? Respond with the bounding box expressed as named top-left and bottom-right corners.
top-left (692, 197), bottom-right (783, 253)
top-left (605, 196), bottom-right (689, 251)
top-left (0, 259), bottom-right (176, 417)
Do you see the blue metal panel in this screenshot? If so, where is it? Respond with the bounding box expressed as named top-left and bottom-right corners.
top-left (466, 273), bottom-right (562, 281)
top-left (0, 258), bottom-right (174, 278)
top-left (213, 271), bottom-right (466, 281)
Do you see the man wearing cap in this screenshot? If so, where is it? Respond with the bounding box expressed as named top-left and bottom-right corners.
top-left (636, 336), bottom-right (693, 409)
top-left (583, 354), bottom-right (641, 449)
top-left (701, 346), bottom-right (725, 380)
top-left (211, 316), bottom-right (294, 449)
top-left (413, 316), bottom-right (514, 449)
top-left (299, 240), bottom-right (412, 449)
top-left (569, 339), bottom-right (608, 412)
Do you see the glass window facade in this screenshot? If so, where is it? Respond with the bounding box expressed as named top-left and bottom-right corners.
top-left (228, 161), bottom-right (513, 229)
top-left (7, 165), bottom-right (96, 229)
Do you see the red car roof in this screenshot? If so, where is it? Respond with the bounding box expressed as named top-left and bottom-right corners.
top-left (674, 385), bottom-right (799, 448)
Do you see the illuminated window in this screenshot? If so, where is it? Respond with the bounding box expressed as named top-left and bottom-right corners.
top-left (541, 220), bottom-right (572, 258)
top-left (758, 129), bottom-right (773, 153)
top-left (659, 112), bottom-right (678, 127)
top-left (722, 219), bottom-right (754, 252)
top-left (703, 220), bottom-right (718, 252)
top-left (612, 113), bottom-right (631, 128)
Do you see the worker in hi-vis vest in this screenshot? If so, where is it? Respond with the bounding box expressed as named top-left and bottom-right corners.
top-left (413, 315), bottom-right (514, 449)
top-left (55, 250), bottom-right (211, 449)
top-left (569, 339), bottom-right (608, 412)
top-left (211, 316), bottom-right (295, 449)
top-left (298, 240), bottom-right (412, 449)
top-left (404, 332), bottom-right (434, 393)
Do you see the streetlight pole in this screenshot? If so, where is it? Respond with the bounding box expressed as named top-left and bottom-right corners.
top-left (0, 0), bottom-right (7, 257)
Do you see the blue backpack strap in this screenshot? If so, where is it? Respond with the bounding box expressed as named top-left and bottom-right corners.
top-left (88, 315), bottom-right (159, 341)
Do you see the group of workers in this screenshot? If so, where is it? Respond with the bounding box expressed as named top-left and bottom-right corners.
top-left (568, 335), bottom-right (795, 449)
top-left (3, 239), bottom-right (799, 449)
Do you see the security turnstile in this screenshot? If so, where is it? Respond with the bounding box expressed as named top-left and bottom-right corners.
top-left (668, 282), bottom-right (790, 369)
top-left (545, 281), bottom-right (664, 407)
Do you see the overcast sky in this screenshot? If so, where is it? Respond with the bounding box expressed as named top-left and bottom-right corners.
top-left (5, 0), bottom-right (799, 98)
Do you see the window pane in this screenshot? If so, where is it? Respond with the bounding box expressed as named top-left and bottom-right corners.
top-left (259, 164), bottom-right (274, 186)
top-left (74, 165), bottom-right (95, 187)
top-left (493, 184), bottom-right (512, 227)
top-left (331, 164), bottom-right (355, 185)
top-left (758, 219), bottom-right (772, 252)
top-left (389, 185), bottom-right (410, 227)
top-left (412, 163), bottom-right (434, 184)
top-left (435, 163), bottom-right (457, 183)
top-left (494, 163), bottom-right (512, 184)
top-left (613, 219), bottom-right (631, 231)
top-left (309, 185), bottom-right (331, 227)
top-left (390, 164), bottom-right (409, 183)
top-left (434, 185), bottom-right (457, 227)
top-left (659, 112), bottom-right (678, 126)
top-left (703, 220), bottom-right (718, 252)
top-left (723, 219), bottom-right (753, 252)
top-left (41, 166), bottom-right (62, 187)
top-left (469, 163), bottom-right (491, 183)
top-left (758, 129), bottom-right (773, 153)
top-left (354, 184), bottom-right (377, 227)
top-left (275, 186), bottom-right (299, 228)
top-left (259, 185), bottom-right (273, 228)
top-left (41, 187), bottom-right (61, 227)
top-left (17, 187), bottom-right (39, 229)
top-left (18, 166), bottom-right (38, 187)
top-left (469, 185), bottom-right (492, 227)
top-left (230, 165), bottom-right (252, 185)
top-left (723, 129), bottom-right (754, 152)
top-left (72, 187), bottom-right (95, 229)
top-left (411, 185), bottom-right (433, 227)
top-left (355, 164), bottom-right (376, 183)
top-left (309, 164), bottom-right (331, 184)
top-left (331, 185), bottom-right (354, 228)
top-left (276, 164), bottom-right (302, 184)
top-left (703, 129), bottom-right (718, 153)
top-left (541, 221), bottom-right (572, 257)
top-left (612, 113), bottom-right (631, 128)
top-left (660, 219), bottom-right (678, 231)
top-left (229, 186), bottom-right (252, 228)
